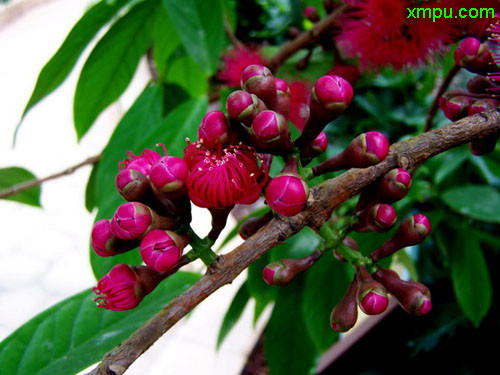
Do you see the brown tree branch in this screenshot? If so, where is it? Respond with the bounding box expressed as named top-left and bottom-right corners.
top-left (89, 109), bottom-right (500, 375)
top-left (0, 154), bottom-right (101, 199)
top-left (424, 64), bottom-right (461, 132)
top-left (267, 5), bottom-right (346, 72)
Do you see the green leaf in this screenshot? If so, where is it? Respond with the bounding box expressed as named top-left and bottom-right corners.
top-left (442, 185), bottom-right (500, 223)
top-left (247, 252), bottom-right (277, 323)
top-left (451, 232), bottom-right (492, 326)
top-left (74, 0), bottom-right (159, 139)
top-left (152, 5), bottom-right (181, 77)
top-left (165, 55), bottom-right (208, 97)
top-left (216, 282), bottom-right (250, 349)
top-left (22, 0), bottom-right (131, 119)
top-left (269, 226), bottom-right (321, 262)
top-left (0, 167), bottom-right (41, 207)
top-left (433, 146), bottom-right (469, 185)
top-left (265, 279), bottom-right (318, 375)
top-left (0, 271), bottom-right (200, 375)
top-left (161, 0), bottom-right (225, 74)
top-left (85, 162), bottom-right (99, 213)
top-left (302, 255), bottom-right (351, 353)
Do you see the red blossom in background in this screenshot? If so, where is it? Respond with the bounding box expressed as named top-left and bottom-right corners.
top-left (336, 0), bottom-right (456, 70)
top-left (289, 81), bottom-right (311, 130)
top-left (217, 47), bottom-right (264, 87)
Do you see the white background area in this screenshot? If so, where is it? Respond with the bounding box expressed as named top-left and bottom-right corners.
top-left (0, 1), bottom-right (267, 373)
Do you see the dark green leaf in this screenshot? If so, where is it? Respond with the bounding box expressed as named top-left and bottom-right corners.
top-left (302, 255), bottom-right (351, 352)
top-left (152, 5), bottom-right (181, 77)
top-left (85, 162), bottom-right (99, 212)
top-left (433, 147), bottom-right (469, 185)
top-left (161, 0), bottom-right (225, 74)
top-left (74, 0), bottom-right (159, 139)
top-left (247, 252), bottom-right (277, 323)
top-left (0, 167), bottom-right (41, 207)
top-left (451, 232), bottom-right (492, 326)
top-left (470, 155), bottom-right (500, 188)
top-left (442, 185), bottom-right (500, 223)
top-left (266, 279), bottom-right (318, 375)
top-left (216, 282), bottom-right (250, 349)
top-left (269, 226), bottom-right (321, 261)
top-left (0, 272), bottom-right (200, 375)
top-left (22, 0), bottom-right (131, 118)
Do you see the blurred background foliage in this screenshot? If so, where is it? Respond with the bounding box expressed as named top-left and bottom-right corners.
top-left (1, 0), bottom-right (499, 374)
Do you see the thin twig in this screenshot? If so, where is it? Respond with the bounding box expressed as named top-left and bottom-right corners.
top-left (0, 154), bottom-right (101, 199)
top-left (267, 4), bottom-right (346, 72)
top-left (88, 109), bottom-right (500, 375)
top-left (224, 14), bottom-right (245, 50)
top-left (424, 64), bottom-right (461, 132)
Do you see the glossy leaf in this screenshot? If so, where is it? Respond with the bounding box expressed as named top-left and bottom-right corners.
top-left (442, 185), bottom-right (500, 223)
top-left (265, 278), bottom-right (318, 375)
top-left (161, 0), bottom-right (225, 74)
top-left (451, 233), bottom-right (492, 326)
top-left (0, 271), bottom-right (201, 375)
top-left (302, 255), bottom-right (351, 352)
top-left (22, 0), bottom-right (131, 119)
top-left (165, 55), bottom-right (208, 97)
top-left (269, 226), bottom-right (321, 261)
top-left (0, 167), bottom-right (41, 207)
top-left (74, 0), bottom-right (159, 139)
top-left (216, 282), bottom-right (250, 349)
top-left (247, 252), bottom-right (277, 323)
top-left (152, 5), bottom-right (181, 77)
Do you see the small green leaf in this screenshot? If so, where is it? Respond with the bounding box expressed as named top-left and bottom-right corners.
top-left (265, 279), bottom-right (318, 375)
top-left (302, 255), bottom-right (351, 352)
top-left (85, 162), bottom-right (99, 213)
top-left (0, 272), bottom-right (200, 375)
top-left (442, 185), bottom-right (500, 223)
top-left (451, 232), bottom-right (492, 326)
top-left (0, 167), bottom-right (41, 207)
top-left (216, 282), bottom-right (250, 349)
top-left (74, 0), bottom-right (160, 139)
top-left (161, 0), bottom-right (226, 74)
top-left (21, 0), bottom-right (131, 119)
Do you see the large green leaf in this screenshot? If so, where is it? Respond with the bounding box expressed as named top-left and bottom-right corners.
top-left (247, 252), bottom-right (277, 323)
top-left (451, 232), bottom-right (492, 327)
top-left (165, 55), bottom-right (208, 97)
top-left (265, 279), bottom-right (318, 375)
top-left (0, 271), bottom-right (200, 375)
top-left (74, 0), bottom-right (159, 140)
top-left (269, 226), bottom-right (321, 262)
top-left (442, 185), bottom-right (500, 223)
top-left (90, 84), bottom-right (207, 279)
top-left (302, 255), bottom-right (351, 353)
top-left (21, 0), bottom-right (131, 119)
top-left (0, 167), bottom-right (41, 207)
top-left (152, 5), bottom-right (181, 77)
top-left (216, 282), bottom-right (250, 349)
top-left (161, 0), bottom-right (225, 74)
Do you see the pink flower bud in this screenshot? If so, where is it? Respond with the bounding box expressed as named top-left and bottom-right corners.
top-left (266, 174), bottom-right (309, 217)
top-left (358, 288), bottom-right (389, 315)
top-left (303, 6), bottom-right (320, 22)
top-left (262, 262), bottom-right (282, 285)
top-left (370, 214), bottom-right (431, 262)
top-left (241, 64), bottom-right (278, 110)
top-left (440, 95), bottom-right (474, 121)
top-left (330, 277), bottom-right (358, 332)
top-left (275, 78), bottom-right (290, 95)
top-left (91, 219), bottom-right (138, 257)
top-left (198, 110), bottom-right (231, 149)
top-left (262, 254), bottom-right (320, 286)
top-left (115, 168), bottom-right (148, 201)
top-left (251, 110), bottom-right (289, 143)
top-left (139, 229), bottom-right (185, 272)
top-left (119, 149), bottom-right (162, 176)
top-left (150, 156), bottom-right (189, 198)
top-left (377, 168), bottom-right (412, 203)
top-left (345, 131), bottom-right (389, 166)
top-left (454, 37), bottom-right (481, 65)
top-left (373, 268), bottom-right (432, 316)
top-left (353, 203), bottom-right (396, 233)
top-left (454, 37), bottom-right (498, 75)
top-left (467, 76), bottom-right (498, 94)
top-left (274, 78), bottom-right (290, 117)
top-left (302, 131), bottom-right (328, 159)
top-left (110, 202), bottom-right (153, 240)
top-left (93, 264), bottom-right (144, 311)
top-left (226, 90), bottom-right (259, 124)
top-left (312, 75), bottom-right (353, 113)
top-left (241, 64), bottom-right (273, 90)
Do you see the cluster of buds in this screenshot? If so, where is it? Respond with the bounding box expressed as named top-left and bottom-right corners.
top-left (440, 29), bottom-right (500, 155)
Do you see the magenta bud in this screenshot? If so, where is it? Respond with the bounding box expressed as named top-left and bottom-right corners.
top-left (345, 131), bottom-right (389, 166)
top-left (303, 6), bottom-right (320, 22)
top-left (373, 268), bottom-right (432, 316)
top-left (454, 37), bottom-right (482, 65)
top-left (139, 229), bottom-right (185, 272)
top-left (470, 134), bottom-right (500, 156)
top-left (333, 236), bottom-right (358, 262)
top-left (198, 110), bottom-right (231, 149)
top-left (358, 288), bottom-right (389, 315)
top-left (455, 37), bottom-right (498, 75)
top-left (302, 131), bottom-right (328, 160)
top-left (120, 149), bottom-right (162, 176)
top-left (440, 95), bottom-right (474, 121)
top-left (262, 262), bottom-right (282, 285)
top-left (93, 264), bottom-right (144, 311)
top-left (370, 213), bottom-right (431, 262)
top-left (263, 254), bottom-right (321, 286)
top-left (377, 168), bottom-right (412, 203)
top-left (312, 75), bottom-right (353, 113)
top-left (150, 156), bottom-right (189, 198)
top-left (115, 168), bottom-right (149, 201)
top-left (275, 78), bottom-right (290, 95)
top-left (274, 78), bottom-right (291, 117)
top-left (330, 277), bottom-right (359, 332)
top-left (241, 64), bottom-right (278, 110)
top-left (251, 110), bottom-right (289, 143)
top-left (91, 219), bottom-right (138, 257)
top-left (226, 90), bottom-right (259, 124)
top-left (353, 204), bottom-right (396, 233)
top-left (110, 202), bottom-right (154, 240)
top-left (467, 76), bottom-right (498, 94)
top-left (266, 174), bottom-right (309, 217)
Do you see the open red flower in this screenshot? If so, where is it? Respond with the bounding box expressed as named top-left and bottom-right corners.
top-left (184, 141), bottom-right (268, 208)
top-left (218, 47), bottom-right (264, 87)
